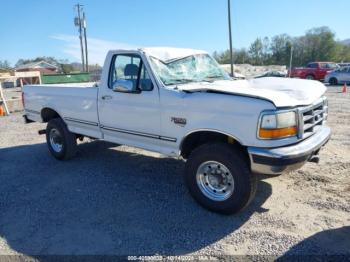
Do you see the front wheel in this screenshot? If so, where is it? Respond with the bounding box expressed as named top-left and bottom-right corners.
top-left (46, 118), bottom-right (77, 160)
top-left (185, 143), bottom-right (257, 214)
top-left (329, 77), bottom-right (338, 85)
top-left (305, 75), bottom-right (315, 80)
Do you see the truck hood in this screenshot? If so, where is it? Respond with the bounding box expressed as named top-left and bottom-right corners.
top-left (177, 77), bottom-right (327, 108)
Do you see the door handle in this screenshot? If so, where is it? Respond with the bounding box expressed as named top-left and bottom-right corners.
top-left (101, 95), bottom-right (112, 100)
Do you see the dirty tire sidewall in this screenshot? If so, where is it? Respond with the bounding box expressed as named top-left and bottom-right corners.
top-left (46, 118), bottom-right (77, 160)
top-left (185, 143), bottom-right (257, 215)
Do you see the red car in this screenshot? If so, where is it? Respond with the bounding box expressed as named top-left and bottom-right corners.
top-left (289, 62), bottom-right (339, 81)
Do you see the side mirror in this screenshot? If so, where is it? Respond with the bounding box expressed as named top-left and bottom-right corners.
top-left (112, 80), bottom-right (141, 94)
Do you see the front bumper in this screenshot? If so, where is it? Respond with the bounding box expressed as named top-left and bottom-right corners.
top-left (248, 126), bottom-right (331, 175)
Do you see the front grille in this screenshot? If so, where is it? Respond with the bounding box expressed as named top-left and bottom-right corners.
top-left (299, 98), bottom-right (328, 139)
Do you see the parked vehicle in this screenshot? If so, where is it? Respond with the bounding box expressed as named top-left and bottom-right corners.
top-left (289, 62), bottom-right (339, 81)
top-left (325, 66), bottom-right (350, 85)
top-left (231, 72), bottom-right (246, 80)
top-left (338, 63), bottom-right (350, 67)
top-left (255, 70), bottom-right (287, 78)
top-left (23, 47), bottom-right (331, 214)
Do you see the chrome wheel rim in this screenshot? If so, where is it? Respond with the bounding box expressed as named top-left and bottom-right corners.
top-left (196, 161), bottom-right (234, 201)
top-left (49, 128), bottom-right (63, 153)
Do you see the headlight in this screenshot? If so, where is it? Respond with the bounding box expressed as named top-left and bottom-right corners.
top-left (259, 111), bottom-right (297, 139)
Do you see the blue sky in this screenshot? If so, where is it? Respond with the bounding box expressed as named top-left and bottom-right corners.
top-left (1, 0), bottom-right (349, 65)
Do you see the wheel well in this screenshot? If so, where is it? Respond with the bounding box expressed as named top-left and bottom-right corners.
top-left (41, 108), bottom-right (60, 122)
top-left (180, 131), bottom-right (246, 159)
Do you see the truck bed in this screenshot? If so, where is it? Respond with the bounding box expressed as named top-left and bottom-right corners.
top-left (23, 82), bottom-right (101, 138)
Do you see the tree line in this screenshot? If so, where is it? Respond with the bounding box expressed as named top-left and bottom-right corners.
top-left (213, 27), bottom-right (350, 67)
top-left (0, 57), bottom-right (101, 74)
top-left (0, 60), bottom-right (11, 69)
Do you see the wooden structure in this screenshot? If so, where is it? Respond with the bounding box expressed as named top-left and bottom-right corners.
top-left (14, 71), bottom-right (42, 86)
top-left (0, 71), bottom-right (41, 88)
top-left (0, 85), bottom-right (10, 115)
top-left (0, 71), bottom-right (42, 115)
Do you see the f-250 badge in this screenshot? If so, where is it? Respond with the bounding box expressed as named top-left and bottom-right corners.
top-left (171, 117), bottom-right (187, 127)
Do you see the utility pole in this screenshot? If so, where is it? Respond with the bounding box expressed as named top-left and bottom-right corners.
top-left (82, 11), bottom-right (89, 72)
top-left (289, 45), bottom-right (293, 78)
top-left (228, 0), bottom-right (234, 77)
top-left (75, 4), bottom-right (85, 72)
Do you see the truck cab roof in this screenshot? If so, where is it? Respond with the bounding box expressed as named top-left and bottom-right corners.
top-left (140, 47), bottom-right (208, 62)
top-left (108, 47), bottom-right (208, 62)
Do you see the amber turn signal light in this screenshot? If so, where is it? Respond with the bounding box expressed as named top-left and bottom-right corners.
top-left (259, 126), bottom-right (297, 139)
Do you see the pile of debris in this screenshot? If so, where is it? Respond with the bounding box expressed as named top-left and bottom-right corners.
top-left (221, 64), bottom-right (287, 78)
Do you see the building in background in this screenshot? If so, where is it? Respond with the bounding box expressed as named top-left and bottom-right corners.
top-left (16, 61), bottom-right (58, 74)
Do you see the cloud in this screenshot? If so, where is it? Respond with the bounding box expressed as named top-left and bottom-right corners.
top-left (51, 34), bottom-right (136, 65)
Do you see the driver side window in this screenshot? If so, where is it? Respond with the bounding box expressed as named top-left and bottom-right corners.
top-left (109, 54), bottom-right (154, 91)
top-left (307, 63), bottom-right (318, 69)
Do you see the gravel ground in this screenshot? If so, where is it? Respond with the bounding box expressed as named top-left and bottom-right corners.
top-left (0, 86), bottom-right (349, 258)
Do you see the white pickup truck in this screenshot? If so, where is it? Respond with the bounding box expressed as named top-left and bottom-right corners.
top-left (23, 47), bottom-right (331, 214)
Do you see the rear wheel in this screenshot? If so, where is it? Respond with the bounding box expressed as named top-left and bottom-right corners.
top-left (329, 77), bottom-right (338, 85)
top-left (185, 143), bottom-right (257, 214)
top-left (305, 75), bottom-right (315, 80)
top-left (46, 118), bottom-right (77, 160)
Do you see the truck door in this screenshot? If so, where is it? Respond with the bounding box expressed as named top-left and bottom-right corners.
top-left (337, 67), bottom-right (349, 83)
top-left (317, 63), bottom-right (328, 80)
top-left (346, 67), bottom-right (350, 84)
top-left (98, 53), bottom-right (162, 152)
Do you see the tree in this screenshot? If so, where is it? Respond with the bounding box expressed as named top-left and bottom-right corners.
top-left (0, 60), bottom-right (11, 69)
top-left (262, 37), bottom-right (271, 65)
top-left (249, 38), bottom-right (264, 65)
top-left (213, 49), bottom-right (251, 64)
top-left (60, 64), bottom-right (75, 74)
top-left (297, 27), bottom-right (337, 64)
top-left (213, 50), bottom-right (231, 64)
top-left (270, 34), bottom-right (292, 65)
top-left (334, 44), bottom-right (350, 62)
top-left (234, 48), bottom-right (250, 64)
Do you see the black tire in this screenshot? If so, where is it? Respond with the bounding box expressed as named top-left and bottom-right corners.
top-left (329, 77), bottom-right (338, 85)
top-left (305, 75), bottom-right (315, 80)
top-left (185, 143), bottom-right (257, 215)
top-left (46, 118), bottom-right (77, 160)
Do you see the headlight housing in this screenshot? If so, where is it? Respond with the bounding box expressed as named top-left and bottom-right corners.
top-left (258, 111), bottom-right (298, 139)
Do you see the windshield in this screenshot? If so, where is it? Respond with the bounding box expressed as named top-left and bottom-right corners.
top-left (149, 54), bottom-right (231, 86)
top-left (320, 63), bottom-right (339, 69)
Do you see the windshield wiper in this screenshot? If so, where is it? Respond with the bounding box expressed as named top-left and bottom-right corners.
top-left (165, 79), bottom-right (196, 85)
top-left (205, 75), bottom-right (224, 79)
top-left (201, 75), bottom-right (225, 82)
